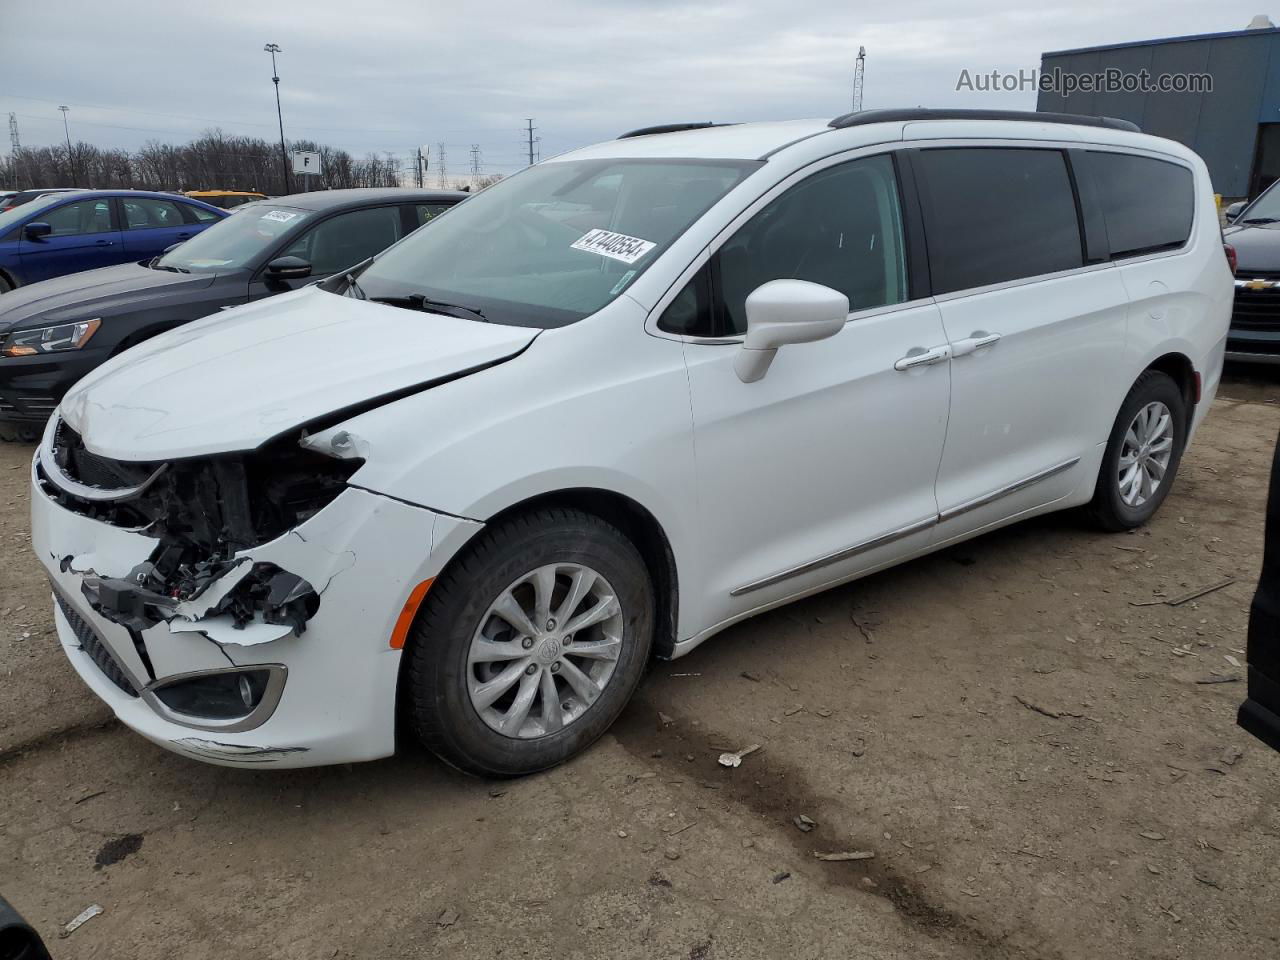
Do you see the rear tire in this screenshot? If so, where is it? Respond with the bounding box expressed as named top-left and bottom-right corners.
top-left (403, 507), bottom-right (654, 777)
top-left (1087, 370), bottom-right (1187, 531)
top-left (0, 275), bottom-right (12, 294)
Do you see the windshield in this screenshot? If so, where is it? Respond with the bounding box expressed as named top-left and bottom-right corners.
top-left (352, 158), bottom-right (760, 327)
top-left (0, 192), bottom-right (78, 235)
top-left (155, 203), bottom-right (311, 272)
top-left (1243, 181), bottom-right (1280, 222)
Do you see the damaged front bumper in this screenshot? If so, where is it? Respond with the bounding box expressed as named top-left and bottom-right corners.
top-left (30, 439), bottom-right (481, 768)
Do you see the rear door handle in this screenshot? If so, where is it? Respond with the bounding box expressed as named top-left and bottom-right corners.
top-left (94, 239), bottom-right (114, 246)
top-left (951, 331), bottom-right (1002, 357)
top-left (894, 344), bottom-right (951, 371)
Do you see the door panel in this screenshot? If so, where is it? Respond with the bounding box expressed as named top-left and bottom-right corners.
top-left (17, 198), bottom-right (123, 282)
top-left (685, 301), bottom-right (950, 628)
top-left (932, 269), bottom-right (1129, 537)
top-left (677, 152), bottom-right (951, 632)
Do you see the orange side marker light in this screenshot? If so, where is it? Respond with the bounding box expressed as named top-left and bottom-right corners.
top-left (390, 578), bottom-right (435, 649)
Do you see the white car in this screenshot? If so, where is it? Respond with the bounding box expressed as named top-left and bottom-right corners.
top-left (30, 109), bottom-right (1231, 773)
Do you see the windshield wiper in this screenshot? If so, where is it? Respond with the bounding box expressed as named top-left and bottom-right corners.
top-left (371, 293), bottom-right (488, 323)
top-left (1242, 217), bottom-right (1280, 225)
top-left (148, 258), bottom-right (189, 273)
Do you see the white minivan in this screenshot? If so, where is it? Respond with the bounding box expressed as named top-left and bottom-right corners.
top-left (30, 109), bottom-right (1232, 773)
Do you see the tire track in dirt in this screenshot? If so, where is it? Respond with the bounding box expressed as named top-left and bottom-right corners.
top-left (613, 697), bottom-right (1065, 960)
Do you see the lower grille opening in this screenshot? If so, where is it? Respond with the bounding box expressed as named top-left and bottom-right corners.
top-left (54, 590), bottom-right (139, 697)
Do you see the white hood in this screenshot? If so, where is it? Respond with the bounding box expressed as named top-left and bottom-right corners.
top-left (60, 287), bottom-right (538, 460)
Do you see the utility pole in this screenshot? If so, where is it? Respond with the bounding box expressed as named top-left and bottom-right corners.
top-left (436, 142), bottom-right (447, 189)
top-left (58, 106), bottom-right (75, 182)
top-left (525, 118), bottom-right (536, 166)
top-left (852, 46), bottom-right (867, 113)
top-left (8, 113), bottom-right (20, 187)
top-left (469, 144), bottom-right (481, 178)
top-left (264, 43), bottom-right (291, 194)
top-left (416, 147), bottom-right (425, 188)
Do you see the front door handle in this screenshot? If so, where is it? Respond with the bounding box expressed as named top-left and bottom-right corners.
top-left (951, 331), bottom-right (1002, 357)
top-left (894, 344), bottom-right (951, 371)
top-left (94, 239), bottom-right (114, 246)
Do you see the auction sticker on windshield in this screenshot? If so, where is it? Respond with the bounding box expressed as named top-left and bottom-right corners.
top-left (570, 229), bottom-right (656, 264)
top-left (262, 210), bottom-right (300, 223)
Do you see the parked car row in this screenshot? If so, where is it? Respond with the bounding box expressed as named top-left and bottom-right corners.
top-left (23, 110), bottom-right (1235, 776)
top-left (0, 188), bottom-right (463, 438)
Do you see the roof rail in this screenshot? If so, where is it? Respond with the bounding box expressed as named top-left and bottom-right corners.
top-left (617, 122), bottom-right (731, 139)
top-left (827, 108), bottom-right (1140, 133)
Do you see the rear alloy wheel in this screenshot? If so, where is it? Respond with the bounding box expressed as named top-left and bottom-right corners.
top-left (1088, 370), bottom-right (1186, 531)
top-left (404, 508), bottom-right (653, 777)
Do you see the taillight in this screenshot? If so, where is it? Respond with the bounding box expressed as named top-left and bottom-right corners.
top-left (1225, 243), bottom-right (1238, 273)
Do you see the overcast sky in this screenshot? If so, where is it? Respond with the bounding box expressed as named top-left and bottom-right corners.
top-left (1, 1), bottom-right (1272, 175)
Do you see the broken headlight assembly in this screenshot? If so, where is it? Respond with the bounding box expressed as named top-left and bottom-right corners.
top-left (2, 318), bottom-right (101, 356)
top-left (40, 419), bottom-right (364, 636)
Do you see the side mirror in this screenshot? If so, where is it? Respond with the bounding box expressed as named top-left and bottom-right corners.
top-left (1225, 201), bottom-right (1247, 223)
top-left (734, 279), bottom-right (848, 383)
top-left (23, 221), bottom-right (51, 240)
top-left (266, 255), bottom-right (312, 280)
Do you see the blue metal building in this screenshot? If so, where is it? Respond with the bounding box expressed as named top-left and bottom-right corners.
top-left (1038, 24), bottom-right (1280, 198)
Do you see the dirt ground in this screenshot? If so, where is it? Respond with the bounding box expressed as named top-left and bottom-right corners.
top-left (3, 366), bottom-right (1280, 960)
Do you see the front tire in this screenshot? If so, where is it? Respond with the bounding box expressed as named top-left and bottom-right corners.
top-left (0, 422), bottom-right (41, 443)
top-left (403, 507), bottom-right (654, 777)
top-left (1087, 370), bottom-right (1187, 531)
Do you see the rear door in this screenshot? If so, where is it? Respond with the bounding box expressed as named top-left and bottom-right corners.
top-left (910, 144), bottom-right (1130, 542)
top-left (16, 197), bottom-right (124, 282)
top-left (119, 196), bottom-right (202, 259)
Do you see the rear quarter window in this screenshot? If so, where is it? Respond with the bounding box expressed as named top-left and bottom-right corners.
top-left (913, 147), bottom-right (1084, 295)
top-left (1078, 152), bottom-right (1194, 259)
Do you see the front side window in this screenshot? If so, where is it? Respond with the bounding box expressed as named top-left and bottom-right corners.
top-left (122, 198), bottom-right (186, 230)
top-left (1080, 151), bottom-right (1194, 258)
top-left (914, 147), bottom-right (1083, 295)
top-left (283, 205), bottom-right (404, 276)
top-left (353, 158), bottom-right (760, 328)
top-left (40, 199), bottom-right (113, 237)
top-left (660, 153), bottom-right (908, 337)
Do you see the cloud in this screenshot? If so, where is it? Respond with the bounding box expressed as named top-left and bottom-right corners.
top-left (0, 0), bottom-right (1263, 173)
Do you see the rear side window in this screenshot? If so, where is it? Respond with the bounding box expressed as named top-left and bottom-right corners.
top-left (1079, 152), bottom-right (1194, 259)
top-left (914, 148), bottom-right (1083, 295)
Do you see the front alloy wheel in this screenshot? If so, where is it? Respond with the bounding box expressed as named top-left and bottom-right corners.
top-left (468, 562), bottom-right (624, 739)
top-left (404, 507), bottom-right (654, 777)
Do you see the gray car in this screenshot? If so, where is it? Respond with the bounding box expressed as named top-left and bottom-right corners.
top-left (0, 188), bottom-right (465, 440)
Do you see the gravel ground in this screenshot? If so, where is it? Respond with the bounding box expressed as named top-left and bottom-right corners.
top-left (2, 366), bottom-right (1279, 959)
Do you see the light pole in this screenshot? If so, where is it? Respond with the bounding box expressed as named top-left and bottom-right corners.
top-left (58, 105), bottom-right (74, 182)
top-left (264, 43), bottom-right (291, 194)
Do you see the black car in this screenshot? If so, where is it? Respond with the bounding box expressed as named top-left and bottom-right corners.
top-left (0, 188), bottom-right (464, 440)
top-left (1240, 428), bottom-right (1280, 752)
top-left (1224, 182), bottom-right (1280, 362)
